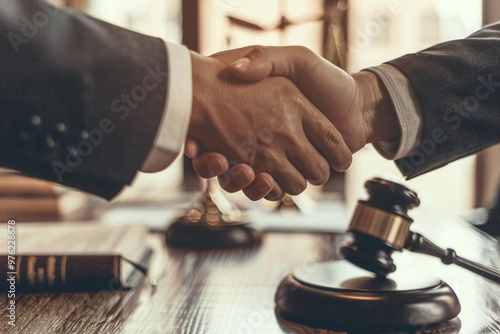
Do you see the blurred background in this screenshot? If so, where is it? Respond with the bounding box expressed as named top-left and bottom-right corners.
top-left (3, 0), bottom-right (500, 225)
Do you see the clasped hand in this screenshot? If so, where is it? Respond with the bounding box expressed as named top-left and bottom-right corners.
top-left (185, 46), bottom-right (399, 201)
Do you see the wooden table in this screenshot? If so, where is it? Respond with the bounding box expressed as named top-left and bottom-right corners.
top-left (2, 228), bottom-right (500, 334)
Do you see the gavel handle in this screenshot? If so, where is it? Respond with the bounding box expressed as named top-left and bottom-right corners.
top-left (406, 232), bottom-right (500, 285)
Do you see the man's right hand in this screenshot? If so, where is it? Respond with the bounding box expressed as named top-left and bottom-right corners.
top-left (187, 52), bottom-right (352, 199)
top-left (227, 46), bottom-right (401, 153)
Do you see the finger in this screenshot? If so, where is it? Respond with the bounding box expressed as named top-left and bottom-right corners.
top-left (268, 161), bottom-right (307, 196)
top-left (210, 46), bottom-right (260, 64)
top-left (192, 152), bottom-right (229, 178)
top-left (230, 56), bottom-right (272, 81)
top-left (229, 46), bottom-right (317, 82)
top-left (217, 164), bottom-right (255, 193)
top-left (302, 111), bottom-right (352, 172)
top-left (184, 136), bottom-right (201, 158)
top-left (241, 173), bottom-right (274, 201)
top-left (286, 136), bottom-right (331, 186)
top-left (229, 46), bottom-right (354, 119)
top-left (264, 180), bottom-right (284, 201)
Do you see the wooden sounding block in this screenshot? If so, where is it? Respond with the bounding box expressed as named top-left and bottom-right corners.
top-left (275, 260), bottom-right (461, 331)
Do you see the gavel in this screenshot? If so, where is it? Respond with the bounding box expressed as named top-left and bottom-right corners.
top-left (341, 177), bottom-right (500, 284)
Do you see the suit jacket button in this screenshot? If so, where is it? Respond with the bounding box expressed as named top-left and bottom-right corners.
top-left (20, 115), bottom-right (43, 142)
top-left (80, 130), bottom-right (89, 140)
top-left (52, 122), bottom-right (67, 143)
top-left (45, 134), bottom-right (56, 150)
top-left (66, 145), bottom-right (79, 157)
top-left (29, 115), bottom-right (42, 127)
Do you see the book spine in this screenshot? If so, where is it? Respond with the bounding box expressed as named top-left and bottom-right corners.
top-left (0, 255), bottom-right (121, 292)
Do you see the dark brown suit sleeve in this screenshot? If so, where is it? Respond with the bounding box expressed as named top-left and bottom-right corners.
top-left (0, 0), bottom-right (169, 199)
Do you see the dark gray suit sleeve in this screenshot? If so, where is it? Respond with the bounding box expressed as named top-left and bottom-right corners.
top-left (386, 23), bottom-right (500, 178)
top-left (0, 0), bottom-right (169, 199)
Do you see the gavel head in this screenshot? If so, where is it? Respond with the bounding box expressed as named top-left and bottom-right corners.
top-left (340, 178), bottom-right (420, 277)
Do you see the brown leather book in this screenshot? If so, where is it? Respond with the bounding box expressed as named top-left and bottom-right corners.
top-left (1, 255), bottom-right (120, 292)
top-left (0, 224), bottom-right (151, 292)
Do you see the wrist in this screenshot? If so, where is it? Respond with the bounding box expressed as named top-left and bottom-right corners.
top-left (188, 52), bottom-right (231, 145)
top-left (189, 51), bottom-right (206, 136)
top-left (352, 71), bottom-right (400, 144)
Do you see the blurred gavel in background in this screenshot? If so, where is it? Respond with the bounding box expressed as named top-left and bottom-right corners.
top-left (341, 177), bottom-right (500, 284)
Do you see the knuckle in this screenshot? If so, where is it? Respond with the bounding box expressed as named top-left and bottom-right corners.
top-left (293, 45), bottom-right (313, 58)
top-left (253, 149), bottom-right (283, 177)
top-left (292, 46), bottom-right (315, 77)
top-left (287, 88), bottom-right (303, 103)
top-left (269, 158), bottom-right (287, 177)
top-left (259, 147), bottom-right (279, 167)
top-left (322, 125), bottom-right (340, 146)
top-left (276, 78), bottom-right (299, 97)
top-left (288, 93), bottom-right (315, 120)
top-left (285, 132), bottom-right (302, 149)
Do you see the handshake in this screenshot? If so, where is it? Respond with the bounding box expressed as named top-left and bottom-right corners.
top-left (183, 46), bottom-right (400, 201)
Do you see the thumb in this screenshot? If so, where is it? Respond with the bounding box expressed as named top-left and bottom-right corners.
top-left (229, 46), bottom-right (314, 82)
top-left (229, 55), bottom-right (272, 81)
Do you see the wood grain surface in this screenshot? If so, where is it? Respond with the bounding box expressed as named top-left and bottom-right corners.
top-left (1, 230), bottom-right (500, 334)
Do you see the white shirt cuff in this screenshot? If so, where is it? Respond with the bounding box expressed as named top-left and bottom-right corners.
top-left (141, 42), bottom-right (192, 172)
top-left (365, 64), bottom-right (423, 160)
